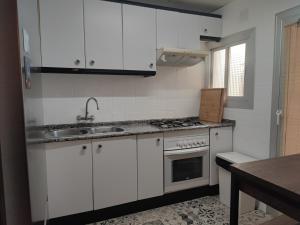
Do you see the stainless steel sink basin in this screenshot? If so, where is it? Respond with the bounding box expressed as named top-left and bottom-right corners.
top-left (46, 126), bottom-right (125, 138)
top-left (47, 127), bottom-right (91, 138)
top-left (90, 126), bottom-right (125, 134)
top-left (27, 130), bottom-right (47, 139)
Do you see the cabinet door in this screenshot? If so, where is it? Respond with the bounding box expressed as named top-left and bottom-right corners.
top-left (46, 141), bottom-right (93, 218)
top-left (157, 10), bottom-right (179, 49)
top-left (39, 0), bottom-right (85, 68)
top-left (177, 13), bottom-right (202, 49)
top-left (93, 136), bottom-right (137, 210)
top-left (210, 127), bottom-right (233, 185)
top-left (123, 5), bottom-right (156, 71)
top-left (200, 16), bottom-right (222, 37)
top-left (137, 133), bottom-right (164, 200)
top-left (84, 0), bottom-right (123, 69)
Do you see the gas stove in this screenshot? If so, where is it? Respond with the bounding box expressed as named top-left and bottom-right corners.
top-left (150, 118), bottom-right (207, 129)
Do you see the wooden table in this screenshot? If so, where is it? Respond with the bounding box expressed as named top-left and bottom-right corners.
top-left (230, 154), bottom-right (300, 225)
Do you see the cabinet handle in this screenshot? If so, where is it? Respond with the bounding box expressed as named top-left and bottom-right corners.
top-left (156, 138), bottom-right (161, 145)
top-left (204, 28), bottom-right (208, 33)
top-left (149, 63), bottom-right (154, 69)
top-left (96, 144), bottom-right (102, 153)
top-left (80, 145), bottom-right (87, 155)
top-left (89, 60), bottom-right (95, 66)
top-left (215, 132), bottom-right (219, 136)
top-left (74, 59), bottom-right (80, 65)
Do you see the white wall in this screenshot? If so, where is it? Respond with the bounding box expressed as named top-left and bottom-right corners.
top-left (41, 63), bottom-right (206, 124)
top-left (18, 0), bottom-right (44, 127)
top-left (217, 0), bottom-right (300, 159)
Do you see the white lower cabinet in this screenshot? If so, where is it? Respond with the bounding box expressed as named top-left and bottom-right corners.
top-left (92, 136), bottom-right (138, 210)
top-left (137, 133), bottom-right (164, 200)
top-left (43, 126), bottom-right (233, 218)
top-left (209, 127), bottom-right (233, 185)
top-left (45, 141), bottom-right (93, 219)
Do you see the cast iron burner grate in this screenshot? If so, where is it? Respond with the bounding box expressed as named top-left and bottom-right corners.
top-left (150, 118), bottom-right (205, 129)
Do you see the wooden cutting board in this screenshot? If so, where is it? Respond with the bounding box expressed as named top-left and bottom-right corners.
top-left (199, 88), bottom-right (226, 123)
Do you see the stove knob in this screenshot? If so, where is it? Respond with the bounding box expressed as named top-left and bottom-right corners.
top-left (201, 141), bottom-right (205, 145)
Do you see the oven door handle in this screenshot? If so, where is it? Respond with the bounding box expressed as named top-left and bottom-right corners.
top-left (164, 147), bottom-right (209, 156)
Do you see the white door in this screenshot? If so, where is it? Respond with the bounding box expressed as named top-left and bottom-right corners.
top-left (46, 141), bottom-right (93, 218)
top-left (199, 16), bottom-right (222, 37)
top-left (123, 4), bottom-right (156, 71)
top-left (137, 133), bottom-right (164, 200)
top-left (84, 0), bottom-right (123, 70)
top-left (39, 0), bottom-right (85, 68)
top-left (93, 136), bottom-right (137, 210)
top-left (157, 10), bottom-right (179, 49)
top-left (209, 127), bottom-right (233, 185)
top-left (271, 9), bottom-right (300, 157)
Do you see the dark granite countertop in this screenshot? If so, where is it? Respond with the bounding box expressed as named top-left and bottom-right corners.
top-left (27, 117), bottom-right (235, 145)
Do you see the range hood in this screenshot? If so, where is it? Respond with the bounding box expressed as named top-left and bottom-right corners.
top-left (157, 48), bottom-right (209, 67)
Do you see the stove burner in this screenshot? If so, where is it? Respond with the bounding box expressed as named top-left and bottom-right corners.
top-left (150, 118), bottom-right (205, 129)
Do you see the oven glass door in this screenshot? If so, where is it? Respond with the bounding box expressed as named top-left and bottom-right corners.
top-left (172, 157), bottom-right (203, 182)
top-left (164, 147), bottom-right (209, 193)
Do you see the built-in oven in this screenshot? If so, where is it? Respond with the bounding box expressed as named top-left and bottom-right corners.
top-left (163, 129), bottom-right (210, 193)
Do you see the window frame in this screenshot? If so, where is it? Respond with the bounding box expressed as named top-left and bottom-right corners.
top-left (210, 28), bottom-right (256, 109)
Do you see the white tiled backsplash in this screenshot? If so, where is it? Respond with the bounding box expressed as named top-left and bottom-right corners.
top-left (41, 64), bottom-right (206, 125)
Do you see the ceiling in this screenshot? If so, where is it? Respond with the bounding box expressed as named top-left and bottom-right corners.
top-left (130, 0), bottom-right (234, 13)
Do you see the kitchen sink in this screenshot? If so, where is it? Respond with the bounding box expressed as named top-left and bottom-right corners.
top-left (45, 126), bottom-right (125, 138)
top-left (27, 130), bottom-right (47, 139)
top-left (47, 127), bottom-right (91, 138)
top-left (90, 126), bottom-right (125, 134)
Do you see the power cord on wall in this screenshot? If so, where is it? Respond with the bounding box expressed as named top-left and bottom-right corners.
top-left (44, 197), bottom-right (48, 225)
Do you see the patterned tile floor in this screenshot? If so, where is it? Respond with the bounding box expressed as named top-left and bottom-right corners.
top-left (89, 196), bottom-right (272, 225)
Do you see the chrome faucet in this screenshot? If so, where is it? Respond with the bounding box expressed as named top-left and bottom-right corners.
top-left (77, 97), bottom-right (99, 122)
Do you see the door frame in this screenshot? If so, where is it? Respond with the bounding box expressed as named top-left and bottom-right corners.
top-left (0, 144), bottom-right (6, 225)
top-left (270, 5), bottom-right (300, 158)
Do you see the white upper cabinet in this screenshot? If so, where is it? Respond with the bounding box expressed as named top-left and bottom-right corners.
top-left (157, 10), bottom-right (179, 49)
top-left (177, 13), bottom-right (202, 49)
top-left (199, 16), bottom-right (222, 37)
top-left (84, 0), bottom-right (123, 70)
top-left (39, 0), bottom-right (85, 68)
top-left (39, 1), bottom-right (221, 70)
top-left (157, 9), bottom-right (222, 50)
top-left (93, 137), bottom-right (138, 210)
top-left (123, 5), bottom-right (156, 71)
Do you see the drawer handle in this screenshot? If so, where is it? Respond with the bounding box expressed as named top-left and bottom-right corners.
top-left (82, 145), bottom-right (87, 150)
top-left (215, 132), bottom-right (219, 136)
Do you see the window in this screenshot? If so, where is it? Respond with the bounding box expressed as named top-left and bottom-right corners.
top-left (228, 43), bottom-right (246, 97)
top-left (210, 28), bottom-right (255, 109)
